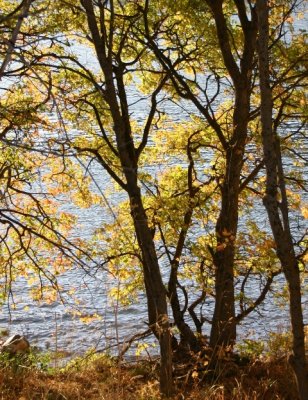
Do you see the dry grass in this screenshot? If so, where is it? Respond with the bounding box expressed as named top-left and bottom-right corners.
top-left (0, 352), bottom-right (300, 400)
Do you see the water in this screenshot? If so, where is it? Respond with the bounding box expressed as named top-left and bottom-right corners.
top-left (1, 261), bottom-right (306, 359)
top-left (0, 148), bottom-right (306, 359)
top-left (0, 15), bottom-right (307, 361)
top-left (1, 89), bottom-right (307, 361)
top-left (1, 115), bottom-right (307, 361)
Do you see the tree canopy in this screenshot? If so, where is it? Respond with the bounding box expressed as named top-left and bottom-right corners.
top-left (0, 0), bottom-right (307, 397)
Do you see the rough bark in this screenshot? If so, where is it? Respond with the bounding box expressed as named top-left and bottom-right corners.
top-left (257, 1), bottom-right (308, 399)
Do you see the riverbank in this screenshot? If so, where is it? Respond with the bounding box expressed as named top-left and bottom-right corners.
top-left (0, 347), bottom-right (301, 400)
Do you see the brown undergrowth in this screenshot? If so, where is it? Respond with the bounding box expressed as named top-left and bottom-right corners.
top-left (0, 350), bottom-right (300, 400)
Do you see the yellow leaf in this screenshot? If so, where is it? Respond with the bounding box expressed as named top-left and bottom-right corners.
top-left (301, 206), bottom-right (308, 219)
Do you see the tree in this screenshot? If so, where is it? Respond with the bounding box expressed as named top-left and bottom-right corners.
top-left (141, 0), bottom-right (259, 349)
top-left (257, 0), bottom-right (308, 398)
top-left (0, 0), bottom-right (94, 307)
top-left (30, 0), bottom-right (174, 395)
top-left (0, 0), bottom-right (33, 79)
top-left (1, 1), bottom-right (306, 396)
top-left (135, 0), bottom-right (307, 355)
top-left (82, 0), bottom-right (173, 393)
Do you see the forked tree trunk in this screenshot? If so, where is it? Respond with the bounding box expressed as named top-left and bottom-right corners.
top-left (210, 144), bottom-right (242, 348)
top-left (209, 87), bottom-right (251, 349)
top-left (81, 0), bottom-right (174, 396)
top-left (144, 0), bottom-right (252, 350)
top-left (207, 0), bottom-right (257, 349)
top-left (144, 0), bottom-right (258, 353)
top-left (257, 1), bottom-right (308, 398)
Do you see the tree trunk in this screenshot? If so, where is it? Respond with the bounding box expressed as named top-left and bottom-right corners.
top-left (200, 1), bottom-right (257, 350)
top-left (168, 203), bottom-right (200, 353)
top-left (210, 87), bottom-right (250, 349)
top-left (129, 187), bottom-right (173, 396)
top-left (168, 260), bottom-right (200, 353)
top-left (81, 1), bottom-right (174, 395)
top-left (257, 1), bottom-right (308, 398)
